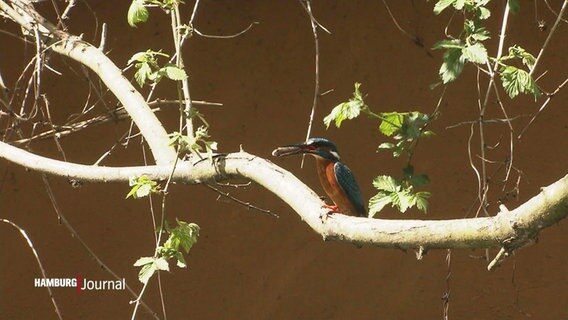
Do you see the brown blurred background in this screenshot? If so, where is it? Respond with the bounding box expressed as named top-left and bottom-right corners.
top-left (1, 1), bottom-right (567, 319)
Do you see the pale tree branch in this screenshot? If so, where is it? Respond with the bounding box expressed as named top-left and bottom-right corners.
top-left (1, 140), bottom-right (568, 270)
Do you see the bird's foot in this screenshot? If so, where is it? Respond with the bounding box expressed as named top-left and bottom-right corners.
top-left (323, 204), bottom-right (340, 213)
top-left (319, 204), bottom-right (339, 222)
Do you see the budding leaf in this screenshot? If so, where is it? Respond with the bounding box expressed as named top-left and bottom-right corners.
top-left (127, 0), bottom-right (149, 27)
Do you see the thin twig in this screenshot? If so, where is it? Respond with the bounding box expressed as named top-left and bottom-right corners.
top-left (205, 183), bottom-right (279, 218)
top-left (41, 95), bottom-right (68, 161)
top-left (544, 0), bottom-right (568, 23)
top-left (193, 22), bottom-right (258, 39)
top-left (299, 0), bottom-right (324, 168)
top-left (445, 115), bottom-right (528, 129)
top-left (490, 80), bottom-right (514, 181)
top-left (467, 123), bottom-right (484, 218)
top-left (1, 218), bottom-right (63, 320)
top-left (216, 181), bottom-right (251, 188)
top-left (98, 22), bottom-right (107, 51)
top-left (93, 131), bottom-right (130, 166)
top-left (442, 249), bottom-right (451, 320)
top-left (381, 0), bottom-right (430, 56)
top-left (475, 2), bottom-right (511, 215)
top-left (149, 98), bottom-right (223, 107)
top-left (189, 0), bottom-right (200, 26)
top-left (518, 76), bottom-right (568, 139)
top-left (6, 97), bottom-right (221, 145)
top-left (61, 0), bottom-right (78, 20)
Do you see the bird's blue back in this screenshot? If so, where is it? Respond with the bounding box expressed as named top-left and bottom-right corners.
top-left (334, 162), bottom-right (367, 217)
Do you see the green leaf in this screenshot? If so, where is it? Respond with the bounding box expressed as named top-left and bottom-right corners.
top-left (508, 0), bottom-right (520, 14)
top-left (324, 83), bottom-right (365, 128)
top-left (404, 112), bottom-right (431, 140)
top-left (126, 175), bottom-right (159, 199)
top-left (470, 29), bottom-right (490, 42)
top-left (127, 50), bottom-right (171, 86)
top-left (127, 0), bottom-right (149, 27)
top-left (324, 101), bottom-right (362, 128)
top-left (154, 257), bottom-right (170, 272)
top-left (135, 257), bottom-right (170, 284)
top-left (500, 66), bottom-right (520, 98)
top-left (464, 20), bottom-right (491, 41)
top-left (162, 64), bottom-right (188, 81)
top-left (500, 65), bottom-right (540, 99)
top-left (439, 46), bottom-right (465, 83)
top-left (378, 112), bottom-right (404, 137)
top-left (368, 191), bottom-right (394, 217)
top-left (453, 0), bottom-right (465, 10)
top-left (134, 63), bottom-right (153, 87)
top-left (163, 220), bottom-right (200, 254)
top-left (372, 175), bottom-right (400, 193)
top-left (134, 257), bottom-right (155, 267)
top-left (133, 257), bottom-right (165, 284)
top-left (415, 192), bottom-right (431, 213)
top-left (478, 6), bottom-right (491, 19)
top-left (135, 219), bottom-right (200, 283)
top-left (507, 45), bottom-right (536, 69)
top-left (395, 191), bottom-right (412, 213)
top-left (136, 183), bottom-right (152, 198)
top-left (462, 43), bottom-right (488, 65)
top-left (158, 220), bottom-right (199, 268)
top-left (376, 112), bottom-right (432, 157)
top-left (432, 39), bottom-right (463, 50)
top-left (128, 51), bottom-right (150, 65)
top-left (135, 262), bottom-right (156, 284)
top-left (433, 0), bottom-right (456, 15)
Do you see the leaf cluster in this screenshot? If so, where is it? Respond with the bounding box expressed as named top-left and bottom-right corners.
top-left (126, 175), bottom-right (160, 199)
top-left (377, 112), bottom-right (434, 158)
top-left (134, 219), bottom-right (200, 284)
top-left (432, 0), bottom-right (540, 99)
top-left (169, 126), bottom-right (218, 159)
top-left (323, 83), bottom-right (433, 215)
top-left (369, 170), bottom-right (430, 217)
top-left (127, 50), bottom-right (187, 87)
top-left (433, 19), bottom-right (489, 83)
top-left (434, 0), bottom-right (491, 19)
top-left (323, 82), bottom-right (366, 128)
top-left (497, 46), bottom-right (540, 99)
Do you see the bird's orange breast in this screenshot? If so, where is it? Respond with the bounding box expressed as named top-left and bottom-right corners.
top-left (315, 158), bottom-right (359, 216)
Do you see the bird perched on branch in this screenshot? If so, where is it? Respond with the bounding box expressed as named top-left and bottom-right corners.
top-left (272, 137), bottom-right (366, 217)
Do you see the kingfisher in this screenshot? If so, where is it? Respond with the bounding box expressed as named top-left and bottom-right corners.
top-left (272, 137), bottom-right (367, 217)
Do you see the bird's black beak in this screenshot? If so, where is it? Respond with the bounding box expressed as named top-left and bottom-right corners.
top-left (272, 142), bottom-right (310, 157)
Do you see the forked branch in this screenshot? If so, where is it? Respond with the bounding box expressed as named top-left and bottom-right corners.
top-left (0, 0), bottom-right (177, 165)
